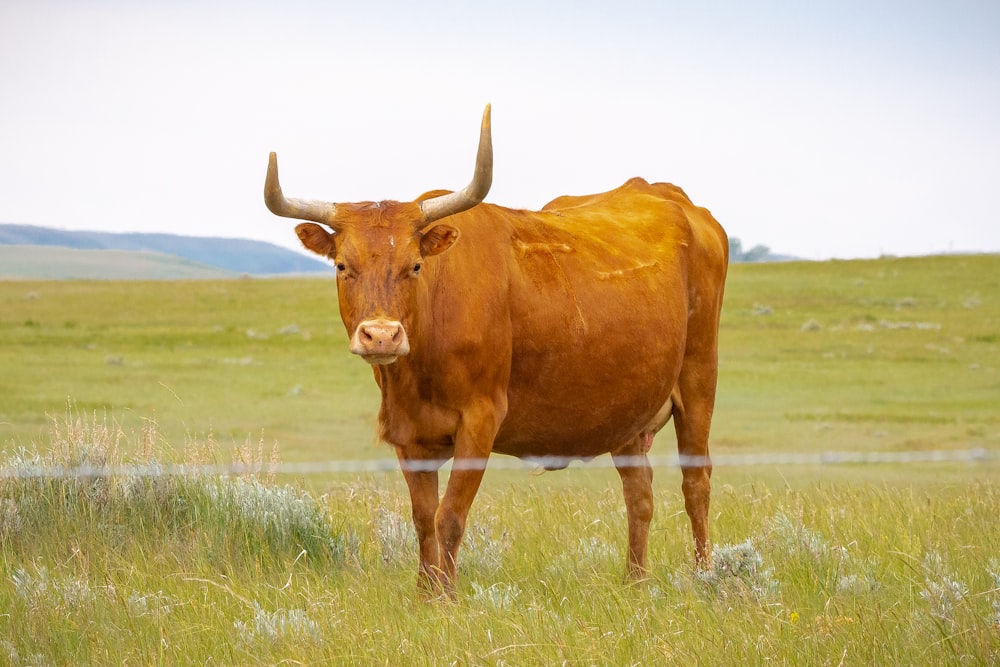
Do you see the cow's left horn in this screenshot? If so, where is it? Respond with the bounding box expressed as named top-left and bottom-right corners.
top-left (264, 152), bottom-right (340, 228)
top-left (419, 104), bottom-right (493, 226)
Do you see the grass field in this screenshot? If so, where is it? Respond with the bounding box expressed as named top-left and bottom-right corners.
top-left (2, 254), bottom-right (997, 460)
top-left (1, 254), bottom-right (998, 664)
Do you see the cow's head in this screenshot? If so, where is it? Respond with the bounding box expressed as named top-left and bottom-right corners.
top-left (263, 106), bottom-right (492, 365)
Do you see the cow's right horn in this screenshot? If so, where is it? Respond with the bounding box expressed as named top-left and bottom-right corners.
top-left (418, 104), bottom-right (493, 226)
top-left (264, 152), bottom-right (339, 228)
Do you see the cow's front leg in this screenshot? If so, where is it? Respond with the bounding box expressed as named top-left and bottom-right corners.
top-left (435, 400), bottom-right (502, 597)
top-left (435, 462), bottom-right (487, 596)
top-left (396, 451), bottom-right (443, 594)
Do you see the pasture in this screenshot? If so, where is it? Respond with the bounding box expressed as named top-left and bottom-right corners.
top-left (1, 254), bottom-right (999, 664)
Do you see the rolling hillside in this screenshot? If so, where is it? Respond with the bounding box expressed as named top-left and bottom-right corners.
top-left (0, 245), bottom-right (238, 280)
top-left (0, 224), bottom-right (331, 277)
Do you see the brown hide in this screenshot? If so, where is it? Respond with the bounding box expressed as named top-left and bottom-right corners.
top-left (269, 129), bottom-right (727, 596)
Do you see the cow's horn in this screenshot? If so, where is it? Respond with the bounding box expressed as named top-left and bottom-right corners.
top-left (264, 152), bottom-right (339, 228)
top-left (419, 104), bottom-right (493, 226)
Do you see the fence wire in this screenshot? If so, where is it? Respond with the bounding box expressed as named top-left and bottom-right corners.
top-left (2, 448), bottom-right (997, 479)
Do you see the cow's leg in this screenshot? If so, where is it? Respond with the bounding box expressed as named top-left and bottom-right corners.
top-left (396, 451), bottom-right (443, 593)
top-left (435, 400), bottom-right (502, 596)
top-left (673, 365), bottom-right (717, 568)
top-left (435, 465), bottom-right (486, 597)
top-left (612, 432), bottom-right (654, 580)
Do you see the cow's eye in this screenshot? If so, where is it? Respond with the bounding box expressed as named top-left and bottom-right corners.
top-left (336, 262), bottom-right (347, 273)
top-left (412, 263), bottom-right (422, 275)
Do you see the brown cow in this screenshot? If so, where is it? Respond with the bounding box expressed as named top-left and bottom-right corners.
top-left (264, 106), bottom-right (728, 596)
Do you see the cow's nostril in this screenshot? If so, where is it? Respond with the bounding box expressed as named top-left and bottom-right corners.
top-left (350, 320), bottom-right (410, 361)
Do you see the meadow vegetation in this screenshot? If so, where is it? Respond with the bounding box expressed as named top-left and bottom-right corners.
top-left (2, 254), bottom-right (996, 460)
top-left (1, 254), bottom-right (998, 663)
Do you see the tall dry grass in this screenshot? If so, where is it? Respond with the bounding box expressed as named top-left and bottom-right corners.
top-left (1, 410), bottom-right (997, 665)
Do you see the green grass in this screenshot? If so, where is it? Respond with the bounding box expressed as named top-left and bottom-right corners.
top-left (1, 254), bottom-right (999, 663)
top-left (1, 415), bottom-right (997, 664)
top-left (0, 276), bottom-right (380, 461)
top-left (2, 254), bottom-right (996, 461)
top-left (718, 254), bottom-right (1000, 455)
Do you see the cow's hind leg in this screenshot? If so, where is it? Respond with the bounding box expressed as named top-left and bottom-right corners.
top-left (612, 432), bottom-right (654, 580)
top-left (673, 367), bottom-right (716, 568)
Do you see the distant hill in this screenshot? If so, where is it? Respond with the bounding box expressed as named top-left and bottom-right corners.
top-left (0, 245), bottom-right (240, 280)
top-left (0, 224), bottom-right (332, 277)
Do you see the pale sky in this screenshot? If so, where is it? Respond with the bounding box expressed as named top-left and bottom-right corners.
top-left (2, 0), bottom-right (999, 260)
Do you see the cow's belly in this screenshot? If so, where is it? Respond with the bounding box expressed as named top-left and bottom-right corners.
top-left (493, 387), bottom-right (675, 459)
top-left (493, 320), bottom-right (684, 459)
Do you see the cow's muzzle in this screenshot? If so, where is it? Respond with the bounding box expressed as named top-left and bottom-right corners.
top-left (349, 319), bottom-right (410, 365)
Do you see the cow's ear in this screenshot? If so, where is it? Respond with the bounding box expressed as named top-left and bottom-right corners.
top-left (295, 223), bottom-right (336, 257)
top-left (420, 224), bottom-right (459, 257)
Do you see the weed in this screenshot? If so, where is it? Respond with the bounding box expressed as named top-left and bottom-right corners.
top-left (919, 551), bottom-right (968, 624)
top-left (0, 410), bottom-right (353, 564)
top-left (374, 506), bottom-right (415, 564)
top-left (470, 581), bottom-right (522, 610)
top-left (234, 601), bottom-right (322, 648)
top-left (12, 566), bottom-right (101, 612)
top-left (545, 535), bottom-right (622, 578)
top-left (206, 476), bottom-right (349, 560)
top-left (0, 640), bottom-right (47, 667)
top-left (126, 590), bottom-right (180, 618)
top-left (767, 511), bottom-right (835, 561)
top-left (988, 559), bottom-right (1000, 628)
top-left (691, 539), bottom-right (779, 602)
top-left (461, 514), bottom-right (512, 575)
top-left (835, 570), bottom-right (880, 595)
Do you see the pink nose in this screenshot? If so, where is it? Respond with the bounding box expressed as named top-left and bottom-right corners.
top-left (350, 319), bottom-right (410, 363)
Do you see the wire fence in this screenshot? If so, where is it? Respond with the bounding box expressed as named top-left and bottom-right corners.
top-left (3, 448), bottom-right (997, 479)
